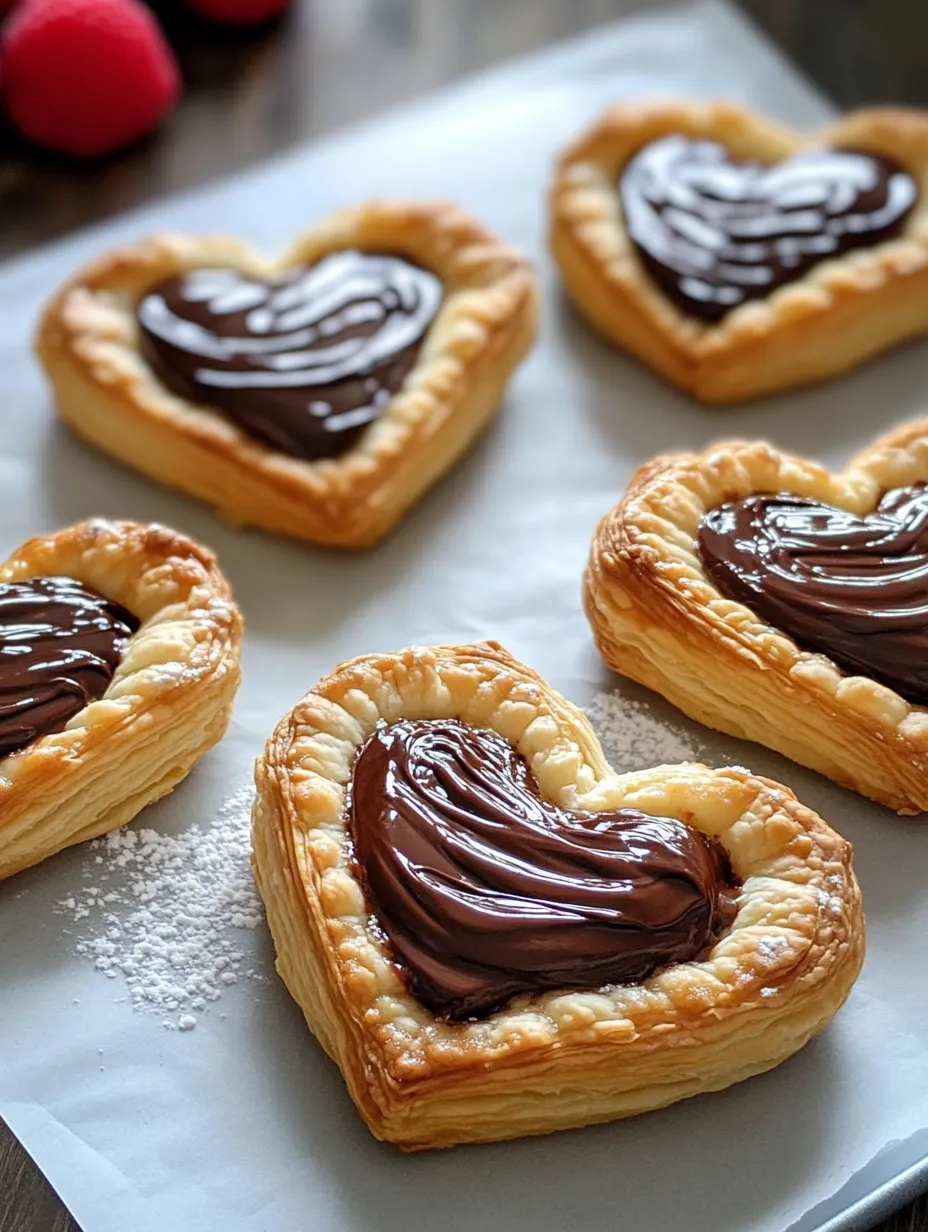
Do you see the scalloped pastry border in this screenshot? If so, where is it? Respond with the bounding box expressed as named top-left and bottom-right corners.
top-left (252, 640), bottom-right (862, 1150)
top-left (550, 99), bottom-right (928, 402)
top-left (584, 418), bottom-right (928, 814)
top-left (36, 200), bottom-right (539, 549)
top-left (0, 519), bottom-right (242, 878)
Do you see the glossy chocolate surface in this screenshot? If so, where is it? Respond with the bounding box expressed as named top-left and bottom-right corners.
top-left (137, 251), bottom-right (443, 460)
top-left (699, 486), bottom-right (928, 704)
top-left (348, 718), bottom-right (739, 1020)
top-left (0, 576), bottom-right (139, 759)
top-left (619, 135), bottom-right (916, 321)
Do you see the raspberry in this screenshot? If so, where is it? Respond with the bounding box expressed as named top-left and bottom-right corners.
top-left (1, 0), bottom-right (180, 158)
top-left (182, 0), bottom-right (291, 26)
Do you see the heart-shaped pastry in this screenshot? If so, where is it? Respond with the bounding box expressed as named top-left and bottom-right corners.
top-left (1, 519), bottom-right (242, 878)
top-left (550, 100), bottom-right (928, 401)
top-left (36, 202), bottom-right (538, 548)
top-left (584, 420), bottom-right (928, 814)
top-left (252, 640), bottom-right (862, 1149)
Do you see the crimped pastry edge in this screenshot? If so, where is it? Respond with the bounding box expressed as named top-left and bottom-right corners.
top-left (585, 418), bottom-right (928, 814)
top-left (550, 99), bottom-right (928, 401)
top-left (252, 639), bottom-right (863, 1149)
top-left (36, 200), bottom-right (539, 548)
top-left (0, 518), bottom-right (242, 878)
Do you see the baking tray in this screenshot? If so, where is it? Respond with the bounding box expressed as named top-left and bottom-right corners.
top-left (3, 2), bottom-right (928, 1229)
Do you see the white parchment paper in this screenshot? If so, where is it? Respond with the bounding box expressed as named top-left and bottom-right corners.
top-left (3, 3), bottom-right (928, 1229)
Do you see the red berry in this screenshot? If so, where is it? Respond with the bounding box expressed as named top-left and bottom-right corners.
top-left (182, 0), bottom-right (291, 26)
top-left (1, 0), bottom-right (180, 158)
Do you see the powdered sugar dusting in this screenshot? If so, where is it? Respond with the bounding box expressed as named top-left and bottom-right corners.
top-left (756, 934), bottom-right (790, 961)
top-left (57, 785), bottom-right (265, 1031)
top-left (584, 690), bottom-right (706, 770)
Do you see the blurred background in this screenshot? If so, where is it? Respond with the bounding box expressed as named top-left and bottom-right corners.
top-left (2, 0), bottom-right (928, 261)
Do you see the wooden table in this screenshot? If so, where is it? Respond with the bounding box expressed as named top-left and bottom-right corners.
top-left (1, 1), bottom-right (926, 1228)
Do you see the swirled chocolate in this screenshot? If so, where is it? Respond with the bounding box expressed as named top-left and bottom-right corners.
top-left (699, 486), bottom-right (928, 704)
top-left (0, 576), bottom-right (139, 759)
top-left (348, 718), bottom-right (738, 1020)
top-left (620, 135), bottom-right (916, 320)
top-left (137, 251), bottom-right (443, 460)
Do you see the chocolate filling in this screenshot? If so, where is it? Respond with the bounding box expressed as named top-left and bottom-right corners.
top-left (0, 576), bottom-right (139, 759)
top-left (347, 718), bottom-right (739, 1021)
top-left (699, 485), bottom-right (928, 704)
top-left (137, 251), bottom-right (442, 461)
top-left (620, 135), bottom-right (916, 321)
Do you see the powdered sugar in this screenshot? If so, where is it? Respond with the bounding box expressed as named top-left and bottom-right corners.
top-left (57, 785), bottom-right (264, 1031)
top-left (756, 933), bottom-right (790, 961)
top-left (584, 689), bottom-right (707, 770)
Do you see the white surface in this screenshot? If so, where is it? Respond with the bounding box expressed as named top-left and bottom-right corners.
top-left (2, 3), bottom-right (928, 1229)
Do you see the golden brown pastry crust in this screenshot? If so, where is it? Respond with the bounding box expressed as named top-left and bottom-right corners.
top-left (585, 419), bottom-right (928, 814)
top-left (36, 201), bottom-right (539, 549)
top-left (550, 100), bottom-right (928, 402)
top-left (252, 640), bottom-right (863, 1150)
top-left (0, 519), bottom-right (242, 879)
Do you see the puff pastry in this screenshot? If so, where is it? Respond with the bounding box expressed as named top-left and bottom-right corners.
top-left (550, 100), bottom-right (928, 401)
top-left (0, 519), bottom-right (241, 879)
top-left (36, 201), bottom-right (538, 549)
top-left (584, 419), bottom-right (928, 815)
top-left (252, 640), bottom-right (863, 1150)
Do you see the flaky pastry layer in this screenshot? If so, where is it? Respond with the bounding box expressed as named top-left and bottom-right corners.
top-left (585, 420), bottom-right (928, 813)
top-left (252, 640), bottom-right (862, 1150)
top-left (0, 519), bottom-right (242, 878)
top-left (550, 99), bottom-right (928, 401)
top-left (36, 201), bottom-right (538, 549)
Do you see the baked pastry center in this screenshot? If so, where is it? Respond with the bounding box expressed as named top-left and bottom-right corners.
top-left (0, 575), bottom-right (138, 758)
top-left (137, 250), bottom-right (443, 460)
top-left (348, 717), bottom-right (738, 1021)
top-left (619, 135), bottom-right (917, 321)
top-left (699, 485), bottom-right (928, 704)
